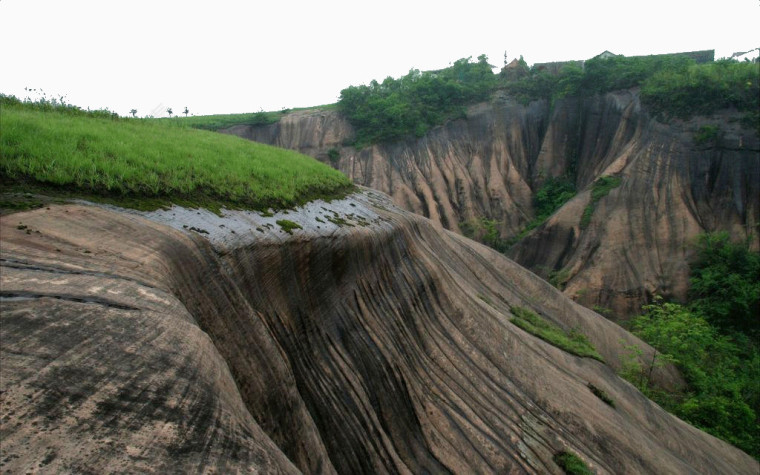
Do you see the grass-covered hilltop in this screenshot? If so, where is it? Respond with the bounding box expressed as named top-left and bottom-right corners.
top-left (0, 95), bottom-right (353, 212)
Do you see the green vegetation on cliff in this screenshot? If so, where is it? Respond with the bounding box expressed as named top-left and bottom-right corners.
top-left (621, 234), bottom-right (760, 458)
top-left (580, 176), bottom-right (622, 228)
top-left (641, 60), bottom-right (759, 124)
top-left (172, 51), bottom-right (756, 148)
top-left (0, 95), bottom-right (353, 211)
top-left (338, 55), bottom-right (497, 146)
top-left (510, 306), bottom-right (604, 362)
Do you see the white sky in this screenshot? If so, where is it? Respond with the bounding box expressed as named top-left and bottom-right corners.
top-left (1, 0), bottom-right (757, 117)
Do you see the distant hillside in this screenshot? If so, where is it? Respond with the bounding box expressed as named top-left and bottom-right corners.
top-left (223, 61), bottom-right (759, 320)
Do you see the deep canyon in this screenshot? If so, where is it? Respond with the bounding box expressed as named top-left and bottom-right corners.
top-left (223, 91), bottom-right (759, 319)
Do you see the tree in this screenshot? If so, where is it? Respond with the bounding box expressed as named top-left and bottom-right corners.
top-left (689, 232), bottom-right (760, 336)
top-left (166, 107), bottom-right (173, 118)
top-left (130, 109), bottom-right (137, 118)
top-left (183, 106), bottom-right (189, 117)
top-left (622, 296), bottom-right (760, 457)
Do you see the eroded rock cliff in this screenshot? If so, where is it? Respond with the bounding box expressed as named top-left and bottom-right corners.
top-left (2, 191), bottom-right (757, 473)
top-left (222, 93), bottom-right (759, 319)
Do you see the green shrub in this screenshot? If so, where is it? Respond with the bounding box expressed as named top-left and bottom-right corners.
top-left (460, 217), bottom-right (510, 252)
top-left (587, 383), bottom-right (616, 407)
top-left (510, 306), bottom-right (604, 361)
top-left (498, 176), bottom-right (577, 249)
top-left (693, 125), bottom-right (720, 146)
top-left (622, 295), bottom-right (760, 458)
top-left (553, 450), bottom-right (593, 475)
top-left (534, 176), bottom-right (577, 219)
top-left (548, 267), bottom-right (572, 290)
top-left (689, 232), bottom-right (760, 336)
top-left (327, 147), bottom-right (340, 163)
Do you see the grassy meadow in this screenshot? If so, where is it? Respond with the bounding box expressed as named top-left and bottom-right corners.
top-left (0, 96), bottom-right (352, 211)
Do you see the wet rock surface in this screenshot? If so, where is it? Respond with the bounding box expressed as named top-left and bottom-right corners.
top-left (2, 191), bottom-right (757, 473)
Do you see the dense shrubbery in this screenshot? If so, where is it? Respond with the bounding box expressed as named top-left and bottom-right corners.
top-left (504, 54), bottom-right (694, 106)
top-left (338, 55), bottom-right (497, 146)
top-left (689, 232), bottom-right (760, 337)
top-left (583, 54), bottom-right (695, 94)
top-left (641, 60), bottom-right (759, 122)
top-left (507, 55), bottom-right (758, 130)
top-left (622, 234), bottom-right (760, 458)
top-left (534, 176), bottom-right (577, 219)
top-left (337, 52), bottom-right (757, 147)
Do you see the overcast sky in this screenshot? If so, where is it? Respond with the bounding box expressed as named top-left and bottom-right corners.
top-left (1, 0), bottom-right (757, 117)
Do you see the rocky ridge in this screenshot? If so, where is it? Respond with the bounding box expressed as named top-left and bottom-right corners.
top-left (1, 191), bottom-right (757, 473)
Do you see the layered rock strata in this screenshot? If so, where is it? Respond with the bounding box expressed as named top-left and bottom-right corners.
top-left (222, 93), bottom-right (759, 319)
top-left (1, 192), bottom-right (757, 473)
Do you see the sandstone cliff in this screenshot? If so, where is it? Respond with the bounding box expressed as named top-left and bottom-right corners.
top-left (222, 93), bottom-right (759, 319)
top-left (2, 192), bottom-right (757, 473)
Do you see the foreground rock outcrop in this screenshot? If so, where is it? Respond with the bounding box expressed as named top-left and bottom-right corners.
top-left (223, 93), bottom-right (759, 319)
top-left (1, 191), bottom-right (757, 473)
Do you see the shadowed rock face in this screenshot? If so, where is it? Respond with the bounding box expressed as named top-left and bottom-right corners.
top-left (2, 192), bottom-right (757, 473)
top-left (222, 93), bottom-right (759, 319)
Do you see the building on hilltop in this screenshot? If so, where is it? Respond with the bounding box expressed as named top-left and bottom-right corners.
top-left (500, 57), bottom-right (530, 80)
top-left (594, 50), bottom-right (619, 60)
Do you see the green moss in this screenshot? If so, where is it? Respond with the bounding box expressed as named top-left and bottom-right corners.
top-left (276, 219), bottom-right (302, 234)
top-left (510, 306), bottom-right (604, 362)
top-left (554, 450), bottom-right (593, 475)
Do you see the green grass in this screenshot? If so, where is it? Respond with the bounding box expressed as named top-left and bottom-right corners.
top-left (553, 451), bottom-right (593, 475)
top-left (1, 97), bottom-right (353, 212)
top-left (168, 110), bottom-right (282, 130)
top-left (164, 104), bottom-right (338, 131)
top-left (510, 306), bottom-right (604, 362)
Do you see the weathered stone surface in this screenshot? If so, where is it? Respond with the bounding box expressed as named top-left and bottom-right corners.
top-left (2, 192), bottom-right (757, 473)
top-left (222, 93), bottom-right (759, 319)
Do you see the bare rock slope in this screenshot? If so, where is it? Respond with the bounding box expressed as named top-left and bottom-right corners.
top-left (223, 93), bottom-right (759, 318)
top-left (1, 191), bottom-right (757, 473)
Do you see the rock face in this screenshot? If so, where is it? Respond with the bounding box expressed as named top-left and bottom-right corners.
top-left (2, 192), bottom-right (757, 473)
top-left (222, 93), bottom-right (759, 319)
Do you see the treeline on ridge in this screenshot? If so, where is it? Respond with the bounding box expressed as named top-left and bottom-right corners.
top-left (337, 54), bottom-right (759, 146)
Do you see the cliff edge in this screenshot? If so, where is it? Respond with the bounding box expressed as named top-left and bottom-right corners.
top-left (222, 93), bottom-right (759, 319)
